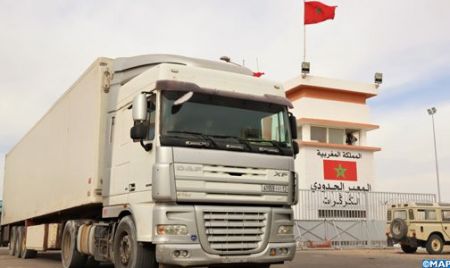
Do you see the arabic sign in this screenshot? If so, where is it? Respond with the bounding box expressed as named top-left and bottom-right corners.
top-left (322, 192), bottom-right (360, 207)
top-left (310, 182), bottom-right (372, 192)
top-left (316, 149), bottom-right (362, 159)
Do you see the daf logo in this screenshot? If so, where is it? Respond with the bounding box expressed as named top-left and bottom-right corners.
top-left (274, 171), bottom-right (289, 177)
top-left (176, 165), bottom-right (202, 172)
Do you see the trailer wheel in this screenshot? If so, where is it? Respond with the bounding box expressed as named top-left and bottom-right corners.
top-left (9, 226), bottom-right (17, 256)
top-left (113, 216), bottom-right (157, 268)
top-left (14, 226), bottom-right (24, 258)
top-left (61, 221), bottom-right (87, 268)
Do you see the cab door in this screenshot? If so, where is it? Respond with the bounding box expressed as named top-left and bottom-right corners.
top-left (442, 209), bottom-right (450, 240)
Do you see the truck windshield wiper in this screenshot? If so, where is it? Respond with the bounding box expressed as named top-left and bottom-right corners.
top-left (207, 134), bottom-right (250, 151)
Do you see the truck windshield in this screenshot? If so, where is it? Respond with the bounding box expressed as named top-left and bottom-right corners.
top-left (160, 90), bottom-right (293, 155)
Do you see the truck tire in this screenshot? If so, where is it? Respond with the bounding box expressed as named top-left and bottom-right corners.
top-left (113, 216), bottom-right (157, 268)
top-left (426, 234), bottom-right (444, 254)
top-left (9, 226), bottom-right (17, 256)
top-left (390, 218), bottom-right (407, 241)
top-left (401, 244), bottom-right (417, 254)
top-left (14, 226), bottom-right (24, 258)
top-left (61, 221), bottom-right (88, 268)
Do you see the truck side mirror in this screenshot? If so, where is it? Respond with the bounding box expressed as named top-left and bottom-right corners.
top-left (131, 93), bottom-right (152, 151)
top-left (132, 94), bottom-right (148, 121)
top-left (130, 123), bottom-right (148, 140)
top-left (289, 113), bottom-right (298, 140)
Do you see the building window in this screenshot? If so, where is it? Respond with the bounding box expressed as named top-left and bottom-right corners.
top-left (311, 126), bottom-right (327, 143)
top-left (329, 128), bottom-right (345, 144)
top-left (308, 125), bottom-right (361, 145)
top-left (297, 126), bottom-right (302, 140)
top-left (345, 129), bottom-right (360, 145)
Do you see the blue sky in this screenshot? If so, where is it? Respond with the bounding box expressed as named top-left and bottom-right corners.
top-left (0, 0), bottom-right (449, 200)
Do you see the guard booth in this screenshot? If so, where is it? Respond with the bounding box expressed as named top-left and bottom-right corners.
top-left (285, 75), bottom-right (436, 248)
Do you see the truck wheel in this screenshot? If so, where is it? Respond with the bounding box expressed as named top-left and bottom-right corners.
top-left (14, 226), bottom-right (24, 258)
top-left (401, 244), bottom-right (417, 254)
top-left (113, 216), bottom-right (157, 268)
top-left (426, 234), bottom-right (444, 254)
top-left (61, 221), bottom-right (87, 268)
top-left (9, 226), bottom-right (17, 256)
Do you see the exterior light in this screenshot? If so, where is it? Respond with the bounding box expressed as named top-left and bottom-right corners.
top-left (374, 72), bottom-right (383, 85)
top-left (301, 61), bottom-right (310, 77)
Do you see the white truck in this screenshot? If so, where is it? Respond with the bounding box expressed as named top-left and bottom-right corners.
top-left (1, 54), bottom-right (299, 268)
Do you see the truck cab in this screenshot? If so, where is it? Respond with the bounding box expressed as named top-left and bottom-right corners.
top-left (99, 55), bottom-right (299, 267)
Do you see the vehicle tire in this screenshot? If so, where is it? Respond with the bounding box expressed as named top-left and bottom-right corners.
top-left (426, 234), bottom-right (444, 254)
top-left (390, 219), bottom-right (408, 240)
top-left (9, 226), bottom-right (17, 256)
top-left (61, 221), bottom-right (87, 268)
top-left (401, 244), bottom-right (417, 254)
top-left (14, 226), bottom-right (24, 258)
top-left (113, 216), bottom-right (157, 268)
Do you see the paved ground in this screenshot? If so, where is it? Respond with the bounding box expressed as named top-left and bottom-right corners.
top-left (1, 247), bottom-right (449, 268)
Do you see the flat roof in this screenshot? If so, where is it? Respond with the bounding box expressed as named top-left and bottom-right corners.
top-left (285, 75), bottom-right (378, 97)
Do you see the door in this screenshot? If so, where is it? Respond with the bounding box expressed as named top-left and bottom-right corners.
top-left (107, 108), bottom-right (134, 205)
top-left (107, 94), bottom-right (157, 205)
top-left (442, 209), bottom-right (450, 240)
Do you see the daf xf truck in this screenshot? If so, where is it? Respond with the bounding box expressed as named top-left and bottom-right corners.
top-left (1, 54), bottom-right (299, 268)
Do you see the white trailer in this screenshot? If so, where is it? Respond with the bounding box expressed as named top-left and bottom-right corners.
top-left (1, 54), bottom-right (299, 268)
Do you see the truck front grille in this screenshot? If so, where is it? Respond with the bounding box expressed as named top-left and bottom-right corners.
top-left (200, 209), bottom-right (268, 255)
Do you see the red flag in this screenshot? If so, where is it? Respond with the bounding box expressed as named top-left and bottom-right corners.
top-left (323, 160), bottom-right (357, 181)
top-left (253, 72), bottom-right (265, 77)
top-left (304, 1), bottom-right (336, 25)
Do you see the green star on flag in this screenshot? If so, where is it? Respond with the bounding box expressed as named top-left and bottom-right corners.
top-left (334, 164), bottom-right (347, 178)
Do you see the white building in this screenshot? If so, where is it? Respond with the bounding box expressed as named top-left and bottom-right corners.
top-left (286, 75), bottom-right (380, 192)
top-left (285, 75), bottom-right (435, 247)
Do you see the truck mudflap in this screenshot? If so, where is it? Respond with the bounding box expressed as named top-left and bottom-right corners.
top-left (155, 242), bottom-right (296, 267)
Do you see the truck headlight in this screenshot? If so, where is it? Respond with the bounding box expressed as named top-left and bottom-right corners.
top-left (277, 225), bottom-right (293, 235)
top-left (156, 225), bottom-right (188, 235)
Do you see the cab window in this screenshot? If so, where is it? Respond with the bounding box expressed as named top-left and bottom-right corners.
top-left (393, 210), bottom-right (407, 220)
top-left (417, 209), bottom-right (437, 220)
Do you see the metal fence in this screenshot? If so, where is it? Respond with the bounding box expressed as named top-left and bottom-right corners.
top-left (293, 190), bottom-right (436, 248)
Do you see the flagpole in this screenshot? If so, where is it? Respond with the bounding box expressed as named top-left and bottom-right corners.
top-left (303, 0), bottom-right (306, 62)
